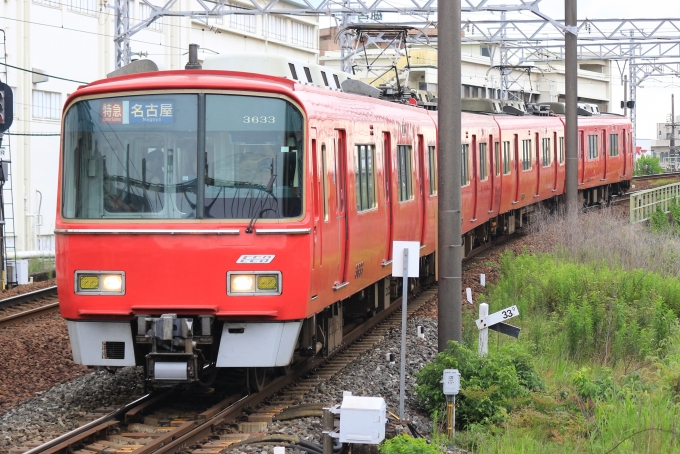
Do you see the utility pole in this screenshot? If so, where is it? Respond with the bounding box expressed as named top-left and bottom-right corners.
top-left (437, 0), bottom-right (463, 350)
top-left (623, 75), bottom-right (628, 118)
top-left (671, 94), bottom-right (676, 156)
top-left (565, 0), bottom-right (578, 218)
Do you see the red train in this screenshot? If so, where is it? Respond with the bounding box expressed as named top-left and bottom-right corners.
top-left (55, 54), bottom-right (632, 387)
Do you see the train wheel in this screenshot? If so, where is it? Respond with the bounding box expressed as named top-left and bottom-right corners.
top-left (247, 367), bottom-right (267, 393)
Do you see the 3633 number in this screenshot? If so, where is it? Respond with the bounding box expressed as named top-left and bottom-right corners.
top-left (243, 116), bottom-right (276, 124)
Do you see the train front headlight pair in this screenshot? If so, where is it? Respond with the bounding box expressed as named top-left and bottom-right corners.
top-left (227, 271), bottom-right (281, 295)
top-left (75, 271), bottom-right (125, 295)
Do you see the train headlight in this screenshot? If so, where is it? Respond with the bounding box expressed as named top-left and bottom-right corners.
top-left (75, 271), bottom-right (125, 295)
top-left (227, 271), bottom-right (281, 296)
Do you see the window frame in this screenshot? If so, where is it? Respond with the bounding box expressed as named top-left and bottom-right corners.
top-left (609, 134), bottom-right (619, 157)
top-left (479, 142), bottom-right (488, 181)
top-left (542, 137), bottom-right (551, 167)
top-left (397, 145), bottom-right (413, 202)
top-left (588, 134), bottom-right (599, 159)
top-left (502, 141), bottom-right (511, 174)
top-left (461, 144), bottom-right (470, 186)
top-left (521, 139), bottom-right (532, 171)
top-left (355, 144), bottom-right (376, 212)
top-left (559, 136), bottom-right (564, 164)
top-left (428, 145), bottom-right (437, 195)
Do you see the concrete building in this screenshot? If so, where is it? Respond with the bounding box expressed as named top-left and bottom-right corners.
top-left (0, 0), bottom-right (318, 259)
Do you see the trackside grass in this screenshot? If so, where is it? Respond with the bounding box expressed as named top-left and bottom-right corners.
top-left (416, 212), bottom-right (680, 453)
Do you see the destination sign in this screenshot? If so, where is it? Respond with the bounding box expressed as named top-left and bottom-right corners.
top-left (101, 100), bottom-right (174, 124)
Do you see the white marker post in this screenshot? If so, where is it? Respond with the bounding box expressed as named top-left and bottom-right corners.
top-left (480, 274), bottom-right (486, 287)
top-left (466, 288), bottom-right (472, 304)
top-left (392, 241), bottom-right (420, 420)
top-left (478, 303), bottom-right (489, 356)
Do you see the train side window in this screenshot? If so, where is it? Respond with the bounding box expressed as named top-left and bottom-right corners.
top-left (522, 139), bottom-right (532, 170)
top-left (542, 138), bottom-right (551, 167)
top-left (321, 72), bottom-right (329, 87)
top-left (502, 141), bottom-right (511, 174)
top-left (494, 142), bottom-right (500, 176)
top-left (428, 145), bottom-right (436, 195)
top-left (397, 145), bottom-right (413, 201)
top-left (355, 145), bottom-right (376, 211)
top-left (461, 144), bottom-right (470, 186)
top-left (479, 143), bottom-right (488, 180)
top-left (333, 74), bottom-right (341, 89)
top-left (588, 135), bottom-right (598, 159)
top-left (321, 144), bottom-right (329, 221)
top-left (559, 137), bottom-right (564, 164)
top-left (609, 134), bottom-right (619, 157)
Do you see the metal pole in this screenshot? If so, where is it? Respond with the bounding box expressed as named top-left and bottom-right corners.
top-left (565, 0), bottom-right (578, 217)
top-left (114, 0), bottom-right (131, 69)
top-left (399, 248), bottom-right (408, 419)
top-left (446, 395), bottom-right (455, 438)
top-left (672, 94), bottom-right (676, 156)
top-left (623, 75), bottom-right (628, 118)
top-left (438, 0), bottom-right (463, 352)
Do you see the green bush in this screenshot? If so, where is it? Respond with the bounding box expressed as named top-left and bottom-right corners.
top-left (415, 342), bottom-right (544, 429)
top-left (650, 206), bottom-right (670, 232)
top-left (379, 435), bottom-right (440, 454)
top-left (634, 155), bottom-right (663, 176)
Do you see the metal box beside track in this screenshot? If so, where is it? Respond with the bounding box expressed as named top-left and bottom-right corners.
top-left (336, 394), bottom-right (386, 444)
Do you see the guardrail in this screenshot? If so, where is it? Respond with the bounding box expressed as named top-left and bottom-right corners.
top-left (630, 183), bottom-right (680, 223)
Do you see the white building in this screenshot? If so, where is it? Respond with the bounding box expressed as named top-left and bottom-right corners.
top-left (0, 0), bottom-right (318, 258)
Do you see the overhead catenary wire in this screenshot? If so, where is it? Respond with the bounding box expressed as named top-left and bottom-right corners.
top-left (0, 62), bottom-right (88, 85)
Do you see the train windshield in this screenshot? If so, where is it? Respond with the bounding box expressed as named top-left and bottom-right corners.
top-left (61, 94), bottom-right (305, 220)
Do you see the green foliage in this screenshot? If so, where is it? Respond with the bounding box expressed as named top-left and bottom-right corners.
top-left (669, 197), bottom-right (680, 234)
top-left (489, 252), bottom-right (679, 366)
top-left (650, 206), bottom-right (671, 232)
top-left (378, 435), bottom-right (440, 454)
top-left (634, 155), bottom-right (663, 176)
top-left (415, 342), bottom-right (544, 429)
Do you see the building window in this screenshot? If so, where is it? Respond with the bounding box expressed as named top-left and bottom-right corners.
top-left (33, 0), bottom-right (60, 8)
top-left (479, 143), bottom-right (488, 180)
top-left (33, 90), bottom-right (61, 120)
top-left (503, 141), bottom-right (511, 174)
top-left (397, 145), bottom-right (413, 201)
top-left (139, 2), bottom-right (163, 31)
top-left (291, 21), bottom-right (315, 49)
top-left (268, 15), bottom-right (287, 41)
top-left (559, 137), bottom-right (564, 164)
top-left (428, 145), bottom-right (436, 195)
top-left (461, 144), bottom-right (470, 185)
top-left (68, 0), bottom-right (97, 15)
top-left (542, 137), bottom-right (551, 167)
top-left (229, 3), bottom-right (253, 32)
top-left (522, 139), bottom-right (532, 170)
top-left (609, 134), bottom-right (619, 157)
top-left (355, 145), bottom-right (376, 211)
top-left (588, 134), bottom-right (598, 159)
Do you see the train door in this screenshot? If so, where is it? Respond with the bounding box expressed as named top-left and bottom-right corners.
top-left (488, 135), bottom-right (495, 213)
top-left (417, 135), bottom-right (426, 244)
top-left (513, 134), bottom-right (520, 203)
top-left (534, 132), bottom-right (540, 196)
top-left (579, 130), bottom-right (585, 184)
top-left (471, 135), bottom-right (478, 220)
top-left (311, 137), bottom-right (320, 272)
top-left (623, 129), bottom-right (628, 176)
top-left (383, 132), bottom-right (393, 264)
top-left (602, 129), bottom-right (607, 180)
top-left (553, 131), bottom-right (558, 191)
top-left (492, 140), bottom-right (502, 212)
top-left (334, 130), bottom-right (349, 288)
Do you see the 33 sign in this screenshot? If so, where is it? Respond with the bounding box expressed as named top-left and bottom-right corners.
top-left (475, 305), bottom-right (519, 330)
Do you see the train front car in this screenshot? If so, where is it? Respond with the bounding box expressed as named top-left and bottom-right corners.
top-left (56, 71), bottom-right (311, 387)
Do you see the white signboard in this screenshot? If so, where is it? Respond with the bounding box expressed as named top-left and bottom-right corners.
top-left (475, 305), bottom-right (519, 330)
top-left (392, 241), bottom-right (420, 277)
top-left (443, 369), bottom-right (461, 395)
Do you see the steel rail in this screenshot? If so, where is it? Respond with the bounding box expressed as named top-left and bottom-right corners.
top-left (0, 285), bottom-right (57, 310)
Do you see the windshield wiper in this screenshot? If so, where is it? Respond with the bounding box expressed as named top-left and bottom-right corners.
top-left (245, 170), bottom-right (277, 234)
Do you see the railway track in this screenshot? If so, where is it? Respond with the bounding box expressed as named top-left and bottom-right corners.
top-left (0, 286), bottom-right (59, 328)
top-left (15, 286), bottom-right (437, 454)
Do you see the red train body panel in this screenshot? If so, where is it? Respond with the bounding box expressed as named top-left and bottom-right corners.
top-left (55, 65), bottom-right (632, 384)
